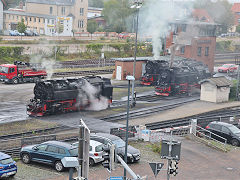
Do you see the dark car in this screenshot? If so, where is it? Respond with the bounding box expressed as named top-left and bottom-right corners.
top-left (0, 152), bottom-right (17, 178)
top-left (20, 141), bottom-right (78, 172)
top-left (206, 121), bottom-right (240, 146)
top-left (90, 133), bottom-right (140, 163)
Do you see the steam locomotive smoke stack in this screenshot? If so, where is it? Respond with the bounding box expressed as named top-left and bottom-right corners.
top-left (81, 80), bottom-right (108, 111)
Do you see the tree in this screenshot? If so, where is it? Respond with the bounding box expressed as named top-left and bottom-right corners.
top-left (194, 0), bottom-right (234, 34)
top-left (236, 25), bottom-right (240, 33)
top-left (89, 0), bottom-right (104, 8)
top-left (17, 18), bottom-right (26, 40)
top-left (102, 0), bottom-right (134, 33)
top-left (87, 20), bottom-right (98, 40)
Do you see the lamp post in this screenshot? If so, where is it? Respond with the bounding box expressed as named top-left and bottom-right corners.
top-left (130, 0), bottom-right (142, 107)
top-left (124, 75), bottom-right (135, 180)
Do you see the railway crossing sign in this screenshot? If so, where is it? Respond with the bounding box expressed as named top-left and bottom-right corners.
top-left (149, 162), bottom-right (164, 177)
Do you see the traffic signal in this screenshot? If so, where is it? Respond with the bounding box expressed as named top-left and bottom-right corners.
top-left (169, 160), bottom-right (178, 176)
top-left (102, 145), bottom-right (115, 172)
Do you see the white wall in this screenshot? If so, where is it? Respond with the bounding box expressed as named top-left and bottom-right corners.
top-left (0, 1), bottom-right (3, 31)
top-left (200, 83), bottom-right (217, 103)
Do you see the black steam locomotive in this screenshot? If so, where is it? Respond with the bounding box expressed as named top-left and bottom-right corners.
top-left (27, 76), bottom-right (113, 116)
top-left (140, 58), bottom-right (211, 96)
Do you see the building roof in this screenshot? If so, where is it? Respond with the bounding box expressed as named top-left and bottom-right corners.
top-left (232, 3), bottom-right (240, 12)
top-left (171, 19), bottom-right (218, 26)
top-left (192, 9), bottom-right (214, 23)
top-left (4, 10), bottom-right (55, 19)
top-left (200, 76), bottom-right (232, 87)
top-left (111, 56), bottom-right (188, 62)
top-left (26, 0), bottom-right (75, 6)
top-left (88, 7), bottom-right (103, 11)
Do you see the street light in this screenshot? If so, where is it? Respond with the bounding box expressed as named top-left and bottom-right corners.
top-left (130, 0), bottom-right (143, 107)
top-left (124, 75), bottom-right (135, 180)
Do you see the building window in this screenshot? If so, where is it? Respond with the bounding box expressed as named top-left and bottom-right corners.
top-left (78, 20), bottom-right (84, 28)
top-left (205, 47), bottom-right (209, 56)
top-left (80, 8), bottom-right (84, 16)
top-left (47, 19), bottom-right (50, 24)
top-left (61, 7), bottom-right (65, 15)
top-left (50, 7), bottom-right (53, 14)
top-left (34, 18), bottom-right (36, 22)
top-left (180, 46), bottom-right (185, 54)
top-left (39, 18), bottom-right (41, 23)
top-left (30, 17), bottom-right (32, 21)
top-left (197, 47), bottom-right (202, 56)
top-left (51, 19), bottom-right (54, 24)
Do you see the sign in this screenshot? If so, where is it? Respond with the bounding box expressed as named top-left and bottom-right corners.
top-left (149, 162), bottom-right (164, 177)
top-left (109, 177), bottom-right (123, 180)
top-left (161, 140), bottom-right (181, 160)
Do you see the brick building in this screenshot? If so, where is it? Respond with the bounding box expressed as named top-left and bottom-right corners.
top-left (231, 3), bottom-right (240, 32)
top-left (3, 0), bottom-right (88, 35)
top-left (166, 20), bottom-right (217, 72)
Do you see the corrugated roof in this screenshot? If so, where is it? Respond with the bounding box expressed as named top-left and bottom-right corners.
top-left (200, 77), bottom-right (232, 87)
top-left (26, 0), bottom-right (75, 6)
top-left (3, 10), bottom-right (56, 19)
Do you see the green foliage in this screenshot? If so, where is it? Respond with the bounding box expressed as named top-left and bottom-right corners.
top-left (216, 40), bottom-right (233, 52)
top-left (236, 25), bottom-right (240, 33)
top-left (86, 43), bottom-right (103, 54)
top-left (0, 46), bottom-right (24, 63)
top-left (87, 20), bottom-right (98, 40)
top-left (17, 18), bottom-right (26, 34)
top-left (151, 143), bottom-right (162, 154)
top-left (229, 80), bottom-right (237, 101)
top-left (102, 0), bottom-right (134, 33)
top-left (89, 0), bottom-right (104, 8)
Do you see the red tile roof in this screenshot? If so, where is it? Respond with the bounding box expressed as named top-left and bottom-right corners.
top-left (192, 9), bottom-right (214, 23)
top-left (232, 3), bottom-right (240, 12)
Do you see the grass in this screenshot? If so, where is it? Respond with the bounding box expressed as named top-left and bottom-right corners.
top-left (0, 119), bottom-right (58, 136)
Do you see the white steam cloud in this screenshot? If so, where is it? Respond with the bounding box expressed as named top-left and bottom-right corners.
top-left (139, 0), bottom-right (193, 59)
top-left (77, 80), bottom-right (109, 111)
top-left (30, 55), bottom-right (56, 80)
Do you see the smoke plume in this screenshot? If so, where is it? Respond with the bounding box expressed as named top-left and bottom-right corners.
top-left (77, 80), bottom-right (109, 111)
top-left (139, 0), bottom-right (193, 59)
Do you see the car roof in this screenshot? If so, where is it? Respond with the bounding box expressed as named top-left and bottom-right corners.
top-left (42, 141), bottom-right (76, 149)
top-left (91, 133), bottom-right (121, 141)
top-left (90, 140), bottom-right (103, 147)
top-left (0, 152), bottom-right (11, 160)
top-left (210, 121), bottom-right (233, 127)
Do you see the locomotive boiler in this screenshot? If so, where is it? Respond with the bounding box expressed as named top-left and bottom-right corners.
top-left (140, 58), bottom-right (211, 96)
top-left (27, 76), bottom-right (113, 116)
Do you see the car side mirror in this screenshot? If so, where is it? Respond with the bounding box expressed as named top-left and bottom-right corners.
top-left (33, 146), bottom-right (38, 151)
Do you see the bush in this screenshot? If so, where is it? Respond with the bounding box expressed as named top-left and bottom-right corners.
top-left (229, 80), bottom-right (237, 101)
top-left (151, 143), bottom-right (161, 153)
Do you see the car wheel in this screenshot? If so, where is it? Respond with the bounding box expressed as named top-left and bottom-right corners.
top-left (12, 77), bottom-right (19, 84)
top-left (55, 161), bottom-right (64, 172)
top-left (21, 153), bottom-right (30, 164)
top-left (231, 139), bottom-right (239, 146)
top-left (89, 158), bottom-right (94, 167)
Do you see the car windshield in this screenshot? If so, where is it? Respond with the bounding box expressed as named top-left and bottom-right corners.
top-left (0, 158), bottom-right (14, 165)
top-left (112, 139), bottom-right (125, 148)
top-left (0, 66), bottom-right (9, 73)
top-left (222, 64), bottom-right (231, 68)
top-left (69, 148), bottom-right (78, 156)
top-left (95, 144), bottom-right (104, 152)
top-left (228, 125), bottom-right (240, 134)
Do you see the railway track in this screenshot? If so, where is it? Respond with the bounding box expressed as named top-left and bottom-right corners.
top-left (102, 96), bottom-right (199, 122)
top-left (145, 106), bottom-right (240, 130)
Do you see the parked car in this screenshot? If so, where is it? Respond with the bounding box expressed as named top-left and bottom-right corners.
top-left (72, 140), bottom-right (105, 166)
top-left (0, 152), bottom-right (17, 178)
top-left (118, 33), bottom-right (129, 39)
top-left (9, 30), bottom-right (18, 36)
top-left (206, 121), bottom-right (240, 146)
top-left (33, 31), bottom-right (39, 36)
top-left (90, 133), bottom-right (141, 163)
top-left (218, 64), bottom-right (238, 73)
top-left (20, 141), bottom-right (78, 172)
top-left (25, 30), bottom-right (34, 36)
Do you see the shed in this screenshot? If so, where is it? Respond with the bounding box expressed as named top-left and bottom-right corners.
top-left (113, 57), bottom-right (150, 80)
top-left (200, 76), bottom-right (232, 103)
